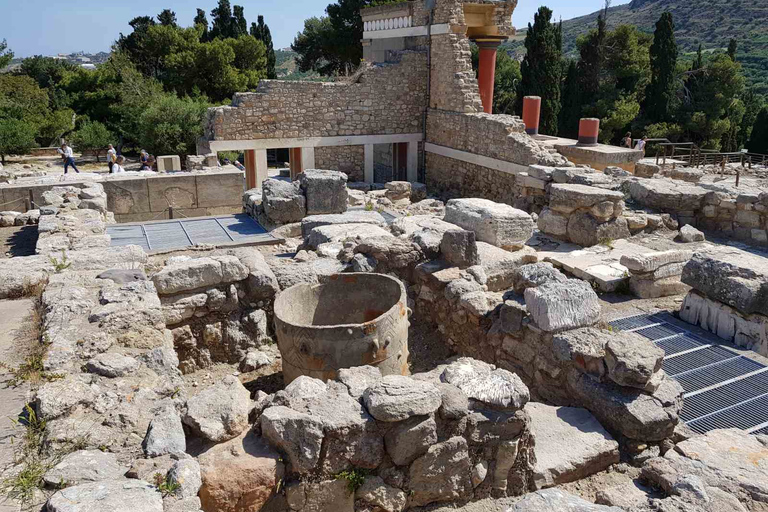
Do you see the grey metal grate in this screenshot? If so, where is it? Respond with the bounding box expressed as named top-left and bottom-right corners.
top-left (610, 314), bottom-right (660, 331)
top-left (674, 356), bottom-right (765, 393)
top-left (681, 369), bottom-right (768, 421)
top-left (656, 334), bottom-right (707, 356)
top-left (610, 312), bottom-right (768, 434)
top-left (688, 394), bottom-right (768, 433)
top-left (663, 345), bottom-right (741, 376)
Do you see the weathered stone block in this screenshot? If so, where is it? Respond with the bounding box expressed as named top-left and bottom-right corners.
top-left (444, 198), bottom-right (534, 249)
top-left (299, 169), bottom-right (348, 215)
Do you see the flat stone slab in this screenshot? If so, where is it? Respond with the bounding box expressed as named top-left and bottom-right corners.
top-left (542, 239), bottom-right (652, 292)
top-left (300, 211), bottom-right (387, 238)
top-left (526, 402), bottom-right (619, 489)
top-left (444, 198), bottom-right (534, 249)
top-left (682, 247), bottom-right (768, 316)
top-left (305, 223), bottom-right (394, 249)
top-left (549, 184), bottom-right (624, 211)
top-left (620, 249), bottom-right (693, 273)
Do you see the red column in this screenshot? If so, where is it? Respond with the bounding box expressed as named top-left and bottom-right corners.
top-left (477, 42), bottom-right (500, 114)
top-left (244, 150), bottom-right (256, 190)
top-left (523, 96), bottom-right (542, 135)
top-left (578, 118), bottom-right (600, 146)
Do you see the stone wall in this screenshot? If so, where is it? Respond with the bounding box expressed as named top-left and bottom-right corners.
top-left (315, 146), bottom-right (365, 182)
top-left (204, 52), bottom-right (428, 142)
top-left (627, 177), bottom-right (768, 247)
top-left (429, 34), bottom-right (482, 113)
top-left (0, 170), bottom-right (245, 223)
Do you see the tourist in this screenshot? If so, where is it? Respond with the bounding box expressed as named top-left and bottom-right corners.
top-left (147, 154), bottom-right (156, 171)
top-left (233, 160), bottom-right (245, 171)
top-left (622, 132), bottom-right (633, 149)
top-left (635, 136), bottom-right (648, 154)
top-left (140, 150), bottom-right (150, 170)
top-left (107, 144), bottom-right (117, 173)
top-left (112, 155), bottom-right (127, 174)
top-left (59, 143), bottom-right (80, 174)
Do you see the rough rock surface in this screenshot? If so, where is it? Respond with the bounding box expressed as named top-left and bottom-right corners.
top-left (604, 332), bottom-right (664, 389)
top-left (524, 280), bottom-right (601, 332)
top-left (363, 375), bottom-right (442, 422)
top-left (143, 404), bottom-right (186, 457)
top-left (299, 169), bottom-right (348, 215)
top-left (183, 375), bottom-right (251, 442)
top-left (526, 403), bottom-right (619, 489)
top-left (300, 210), bottom-right (387, 238)
top-left (441, 358), bottom-right (529, 411)
top-left (46, 480), bottom-right (164, 512)
top-left (678, 224), bottom-right (705, 242)
top-left (408, 437), bottom-right (473, 507)
top-left (444, 198), bottom-right (535, 249)
top-left (43, 450), bottom-right (126, 487)
top-left (152, 256), bottom-right (249, 295)
top-left (509, 488), bottom-right (623, 511)
top-left (262, 179), bottom-right (306, 224)
top-left (682, 249), bottom-right (768, 316)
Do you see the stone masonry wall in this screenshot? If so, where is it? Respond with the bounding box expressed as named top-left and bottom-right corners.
top-left (205, 52), bottom-right (428, 141)
top-left (315, 145), bottom-right (366, 182)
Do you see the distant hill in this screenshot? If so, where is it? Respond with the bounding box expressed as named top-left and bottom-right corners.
top-left (275, 49), bottom-right (320, 81)
top-left (504, 0), bottom-right (768, 95)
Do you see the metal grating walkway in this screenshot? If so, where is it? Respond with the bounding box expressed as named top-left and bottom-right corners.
top-left (107, 214), bottom-right (282, 253)
top-left (609, 312), bottom-right (768, 435)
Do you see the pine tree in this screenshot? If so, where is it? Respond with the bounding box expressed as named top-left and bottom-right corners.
top-left (748, 108), bottom-right (768, 154)
top-left (645, 12), bottom-right (678, 123)
top-left (251, 16), bottom-right (276, 79)
top-left (194, 8), bottom-right (209, 41)
top-left (559, 60), bottom-right (581, 138)
top-left (728, 38), bottom-right (738, 61)
top-left (517, 6), bottom-right (562, 134)
top-left (157, 9), bottom-right (177, 27)
top-left (210, 0), bottom-right (233, 40)
top-left (232, 6), bottom-right (248, 38)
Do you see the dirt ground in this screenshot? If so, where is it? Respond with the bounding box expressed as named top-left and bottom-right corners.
top-left (0, 227), bottom-right (38, 259)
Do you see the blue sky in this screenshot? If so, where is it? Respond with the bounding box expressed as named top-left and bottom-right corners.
top-left (0, 0), bottom-right (629, 58)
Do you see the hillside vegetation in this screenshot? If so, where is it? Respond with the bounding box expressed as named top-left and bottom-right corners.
top-left (557, 0), bottom-right (768, 94)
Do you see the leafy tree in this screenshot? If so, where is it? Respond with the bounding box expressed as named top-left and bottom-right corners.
top-left (38, 108), bottom-right (75, 147)
top-left (728, 38), bottom-right (738, 61)
top-left (251, 15), bottom-right (276, 79)
top-left (71, 120), bottom-right (114, 161)
top-left (117, 16), bottom-right (159, 77)
top-left (747, 107), bottom-right (768, 154)
top-left (737, 89), bottom-right (764, 149)
top-left (517, 6), bottom-right (562, 134)
top-left (232, 6), bottom-right (248, 38)
top-left (493, 51), bottom-right (521, 115)
top-left (577, 11), bottom-right (607, 107)
top-left (137, 94), bottom-right (208, 157)
top-left (158, 9), bottom-right (178, 27)
top-left (0, 75), bottom-right (50, 123)
top-left (559, 60), bottom-right (580, 138)
top-left (194, 8), bottom-right (210, 41)
top-left (0, 118), bottom-right (37, 164)
top-left (210, 0), bottom-right (233, 40)
top-left (17, 56), bottom-right (78, 90)
top-left (292, 16), bottom-right (342, 76)
top-left (225, 35), bottom-right (267, 89)
top-left (645, 12), bottom-right (678, 123)
top-left (0, 39), bottom-right (12, 69)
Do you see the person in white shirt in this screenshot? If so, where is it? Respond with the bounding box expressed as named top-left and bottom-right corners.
top-left (107, 144), bottom-right (117, 173)
top-left (59, 143), bottom-right (80, 174)
top-left (112, 156), bottom-right (127, 174)
top-left (635, 136), bottom-right (648, 153)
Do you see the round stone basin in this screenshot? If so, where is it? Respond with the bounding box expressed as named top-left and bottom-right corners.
top-left (274, 273), bottom-right (410, 384)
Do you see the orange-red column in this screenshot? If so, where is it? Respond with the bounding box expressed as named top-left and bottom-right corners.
top-left (477, 42), bottom-right (500, 114)
top-left (523, 96), bottom-right (542, 135)
top-left (244, 150), bottom-right (257, 190)
top-left (578, 118), bottom-right (600, 147)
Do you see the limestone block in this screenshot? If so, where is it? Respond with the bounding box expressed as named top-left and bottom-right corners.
top-left (196, 171), bottom-right (244, 208)
top-left (566, 212), bottom-right (630, 247)
top-left (300, 211), bottom-right (387, 238)
top-left (440, 229), bottom-right (478, 269)
top-left (306, 223), bottom-right (393, 249)
top-left (157, 155), bottom-right (181, 172)
top-left (262, 179), bottom-right (306, 224)
top-left (524, 280), bottom-right (601, 332)
top-left (527, 403), bottom-right (619, 489)
top-left (549, 184), bottom-right (624, 214)
top-left (678, 224), bottom-right (705, 242)
top-left (45, 480), bottom-right (163, 512)
top-left (620, 250), bottom-right (693, 273)
top-left (299, 169), bottom-right (348, 215)
top-left (444, 198), bottom-right (534, 249)
top-left (476, 242), bottom-right (538, 292)
top-left (681, 249), bottom-right (768, 316)
top-left (510, 489), bottom-right (623, 511)
top-left (629, 276), bottom-right (690, 299)
top-left (537, 208), bottom-right (568, 238)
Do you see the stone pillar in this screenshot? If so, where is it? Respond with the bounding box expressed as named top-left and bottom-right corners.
top-left (523, 96), bottom-right (542, 136)
top-left (578, 118), bottom-right (600, 147)
top-left (477, 41), bottom-right (501, 114)
top-left (407, 141), bottom-right (418, 183)
top-left (301, 147), bottom-right (315, 170)
top-left (364, 144), bottom-right (374, 184)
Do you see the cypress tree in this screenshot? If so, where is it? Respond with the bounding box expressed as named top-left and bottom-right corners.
top-left (645, 12), bottom-right (678, 122)
top-left (747, 107), bottom-right (768, 154)
top-left (251, 16), bottom-right (276, 79)
top-left (728, 38), bottom-right (738, 61)
top-left (559, 60), bottom-right (581, 138)
top-left (232, 6), bottom-right (248, 38)
top-left (194, 8), bottom-right (209, 41)
top-left (210, 0), bottom-right (233, 39)
top-left (517, 6), bottom-right (562, 134)
top-left (577, 11), bottom-right (607, 107)
top-left (157, 9), bottom-right (177, 27)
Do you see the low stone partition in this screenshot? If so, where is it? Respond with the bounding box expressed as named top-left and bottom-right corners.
top-left (620, 250), bottom-right (692, 299)
top-left (538, 184), bottom-right (629, 246)
top-left (0, 169), bottom-right (245, 223)
top-left (680, 248), bottom-right (768, 356)
top-left (628, 177), bottom-right (768, 247)
top-left (152, 248), bottom-right (280, 374)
